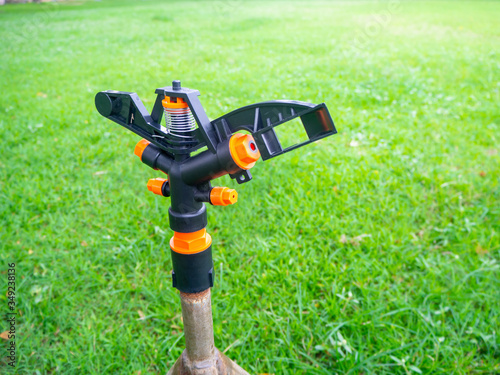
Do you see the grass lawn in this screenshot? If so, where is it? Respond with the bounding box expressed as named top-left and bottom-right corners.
top-left (1, 0), bottom-right (499, 373)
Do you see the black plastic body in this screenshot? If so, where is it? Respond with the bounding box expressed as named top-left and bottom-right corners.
top-left (95, 81), bottom-right (337, 294)
top-left (181, 140), bottom-right (241, 185)
top-left (139, 140), bottom-right (240, 232)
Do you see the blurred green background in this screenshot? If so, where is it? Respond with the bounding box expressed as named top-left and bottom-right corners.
top-left (0, 0), bottom-right (499, 373)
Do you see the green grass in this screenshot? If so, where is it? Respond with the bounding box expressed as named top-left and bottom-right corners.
top-left (1, 0), bottom-right (499, 373)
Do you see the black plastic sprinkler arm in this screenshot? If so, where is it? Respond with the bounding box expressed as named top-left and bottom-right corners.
top-left (95, 80), bottom-right (337, 293)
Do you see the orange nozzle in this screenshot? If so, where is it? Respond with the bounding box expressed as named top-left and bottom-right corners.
top-left (134, 139), bottom-right (150, 160)
top-left (210, 187), bottom-right (238, 206)
top-left (170, 228), bottom-right (212, 254)
top-left (229, 133), bottom-right (260, 170)
top-left (147, 178), bottom-right (168, 196)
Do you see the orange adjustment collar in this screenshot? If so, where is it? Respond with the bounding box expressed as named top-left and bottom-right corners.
top-left (229, 133), bottom-right (260, 170)
top-left (170, 228), bottom-right (212, 254)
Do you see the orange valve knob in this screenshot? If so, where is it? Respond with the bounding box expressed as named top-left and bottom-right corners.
top-left (147, 178), bottom-right (168, 196)
top-left (229, 133), bottom-right (260, 170)
top-left (210, 187), bottom-right (238, 206)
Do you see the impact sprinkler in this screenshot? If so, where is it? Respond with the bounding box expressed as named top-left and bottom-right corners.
top-left (95, 80), bottom-right (336, 374)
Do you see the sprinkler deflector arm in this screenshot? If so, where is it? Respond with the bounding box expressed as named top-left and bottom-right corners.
top-left (95, 81), bottom-right (337, 294)
top-left (95, 86), bottom-right (336, 162)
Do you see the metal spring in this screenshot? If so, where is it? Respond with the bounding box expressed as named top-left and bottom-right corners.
top-left (163, 107), bottom-right (196, 139)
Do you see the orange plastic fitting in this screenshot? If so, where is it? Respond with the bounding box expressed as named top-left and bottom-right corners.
top-left (210, 187), bottom-right (238, 206)
top-left (147, 178), bottom-right (168, 196)
top-left (229, 133), bottom-right (260, 170)
top-left (162, 96), bottom-right (189, 109)
top-left (170, 228), bottom-right (212, 254)
top-left (134, 139), bottom-right (151, 160)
